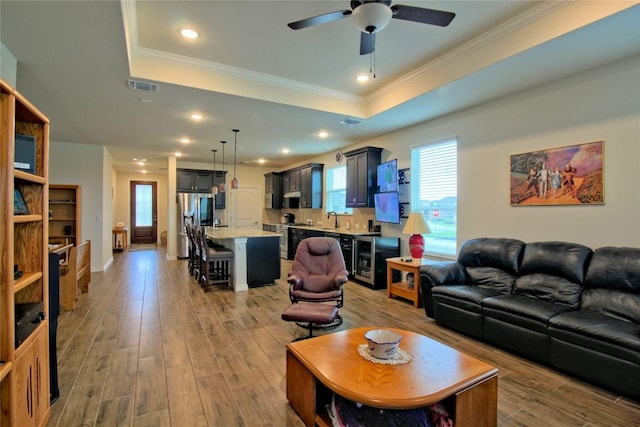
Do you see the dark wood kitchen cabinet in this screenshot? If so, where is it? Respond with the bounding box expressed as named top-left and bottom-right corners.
top-left (264, 172), bottom-right (282, 209)
top-left (288, 168), bottom-right (301, 192)
top-left (345, 147), bottom-right (382, 208)
top-left (177, 169), bottom-right (215, 193)
top-left (299, 164), bottom-right (323, 209)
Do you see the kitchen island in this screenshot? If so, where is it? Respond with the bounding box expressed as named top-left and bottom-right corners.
top-left (204, 227), bottom-right (281, 291)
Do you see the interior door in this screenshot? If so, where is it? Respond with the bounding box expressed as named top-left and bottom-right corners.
top-left (130, 181), bottom-right (157, 244)
top-left (230, 186), bottom-right (260, 229)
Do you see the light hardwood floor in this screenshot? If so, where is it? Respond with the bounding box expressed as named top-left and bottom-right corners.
top-left (48, 246), bottom-right (640, 426)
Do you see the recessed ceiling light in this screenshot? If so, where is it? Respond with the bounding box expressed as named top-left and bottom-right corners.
top-left (190, 113), bottom-right (203, 121)
top-left (282, 148), bottom-right (290, 154)
top-left (179, 137), bottom-right (190, 144)
top-left (175, 152), bottom-right (182, 157)
top-left (141, 170), bottom-right (147, 174)
top-left (318, 131), bottom-right (329, 138)
top-left (180, 28), bottom-right (199, 39)
top-left (356, 74), bottom-right (370, 82)
top-left (258, 158), bottom-right (265, 164)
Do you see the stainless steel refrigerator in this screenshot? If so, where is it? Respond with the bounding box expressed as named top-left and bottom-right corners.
top-left (177, 192), bottom-right (211, 258)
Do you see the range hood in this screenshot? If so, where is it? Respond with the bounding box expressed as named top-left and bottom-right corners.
top-left (284, 191), bottom-right (301, 198)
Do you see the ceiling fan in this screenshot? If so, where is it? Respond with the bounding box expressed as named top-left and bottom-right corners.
top-left (287, 0), bottom-right (455, 55)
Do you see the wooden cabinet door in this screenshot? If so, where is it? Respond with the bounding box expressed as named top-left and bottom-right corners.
top-left (345, 154), bottom-right (360, 207)
top-left (14, 330), bottom-right (49, 427)
top-left (15, 343), bottom-right (37, 427)
top-left (265, 173), bottom-right (273, 192)
top-left (299, 167), bottom-right (311, 208)
top-left (33, 330), bottom-right (50, 426)
top-left (194, 171), bottom-right (214, 193)
top-left (177, 170), bottom-right (194, 192)
top-left (355, 153), bottom-right (369, 206)
top-left (289, 169), bottom-right (301, 192)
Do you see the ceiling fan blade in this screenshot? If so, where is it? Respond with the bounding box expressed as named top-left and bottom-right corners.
top-left (391, 5), bottom-right (455, 27)
top-left (360, 32), bottom-right (376, 55)
top-left (287, 10), bottom-right (352, 30)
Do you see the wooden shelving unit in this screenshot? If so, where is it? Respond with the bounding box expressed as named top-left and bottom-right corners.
top-left (1, 77), bottom-right (51, 427)
top-left (49, 184), bottom-right (81, 246)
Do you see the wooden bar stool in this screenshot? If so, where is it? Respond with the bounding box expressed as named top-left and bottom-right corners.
top-left (200, 236), bottom-right (234, 290)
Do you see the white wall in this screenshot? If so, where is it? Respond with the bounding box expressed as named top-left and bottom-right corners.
top-left (102, 147), bottom-right (114, 270)
top-left (49, 141), bottom-right (112, 271)
top-left (0, 42), bottom-right (17, 87)
top-left (337, 55), bottom-right (640, 251)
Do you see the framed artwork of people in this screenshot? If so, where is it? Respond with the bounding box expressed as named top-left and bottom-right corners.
top-left (510, 141), bottom-right (603, 206)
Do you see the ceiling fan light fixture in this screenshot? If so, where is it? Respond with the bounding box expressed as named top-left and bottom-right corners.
top-left (351, 2), bottom-right (392, 33)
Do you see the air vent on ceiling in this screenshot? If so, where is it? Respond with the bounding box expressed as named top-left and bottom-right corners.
top-left (339, 117), bottom-right (361, 126)
top-left (127, 79), bottom-right (160, 93)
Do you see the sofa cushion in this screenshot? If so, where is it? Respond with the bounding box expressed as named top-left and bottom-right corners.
top-left (584, 246), bottom-right (640, 292)
top-left (581, 289), bottom-right (640, 324)
top-left (548, 311), bottom-right (640, 363)
top-left (515, 241), bottom-right (592, 308)
top-left (466, 267), bottom-right (517, 294)
top-left (519, 241), bottom-right (592, 283)
top-left (582, 247), bottom-right (640, 324)
top-left (514, 273), bottom-right (584, 308)
top-left (458, 237), bottom-right (525, 274)
top-left (432, 285), bottom-right (503, 313)
top-left (482, 295), bottom-right (574, 333)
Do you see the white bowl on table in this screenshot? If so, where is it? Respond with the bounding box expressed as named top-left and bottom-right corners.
top-left (364, 329), bottom-right (402, 359)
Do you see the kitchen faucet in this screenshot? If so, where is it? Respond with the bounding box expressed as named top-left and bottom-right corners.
top-left (327, 211), bottom-right (339, 229)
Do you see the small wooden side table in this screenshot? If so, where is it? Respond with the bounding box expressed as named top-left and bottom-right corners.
top-left (386, 257), bottom-right (430, 308)
top-left (112, 227), bottom-right (128, 252)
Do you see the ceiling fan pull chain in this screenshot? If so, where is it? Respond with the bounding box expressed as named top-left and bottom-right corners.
top-left (369, 52), bottom-right (376, 79)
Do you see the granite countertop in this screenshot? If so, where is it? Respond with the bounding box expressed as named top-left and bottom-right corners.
top-left (205, 227), bottom-right (282, 239)
top-left (288, 224), bottom-right (380, 237)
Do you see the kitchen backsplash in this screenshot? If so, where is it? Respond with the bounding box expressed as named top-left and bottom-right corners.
top-left (263, 208), bottom-right (376, 231)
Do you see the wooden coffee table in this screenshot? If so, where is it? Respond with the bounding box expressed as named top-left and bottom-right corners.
top-left (286, 327), bottom-right (498, 427)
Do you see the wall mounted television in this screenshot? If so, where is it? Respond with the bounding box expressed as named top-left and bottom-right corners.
top-left (377, 159), bottom-right (398, 192)
top-left (374, 192), bottom-right (400, 224)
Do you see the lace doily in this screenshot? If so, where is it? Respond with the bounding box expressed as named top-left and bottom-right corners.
top-left (357, 344), bottom-right (412, 365)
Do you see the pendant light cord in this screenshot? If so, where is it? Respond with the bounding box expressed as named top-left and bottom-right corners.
top-left (232, 129), bottom-right (239, 182)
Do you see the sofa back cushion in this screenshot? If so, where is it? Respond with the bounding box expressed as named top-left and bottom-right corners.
top-left (515, 241), bottom-right (592, 308)
top-left (582, 247), bottom-right (640, 323)
top-left (458, 238), bottom-right (525, 293)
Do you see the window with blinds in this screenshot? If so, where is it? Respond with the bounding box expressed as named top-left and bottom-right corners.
top-left (410, 139), bottom-right (457, 256)
top-left (326, 165), bottom-right (353, 214)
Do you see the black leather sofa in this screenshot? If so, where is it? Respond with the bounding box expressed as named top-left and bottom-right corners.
top-left (419, 237), bottom-right (640, 401)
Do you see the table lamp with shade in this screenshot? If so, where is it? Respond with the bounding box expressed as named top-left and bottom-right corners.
top-left (402, 213), bottom-right (431, 259)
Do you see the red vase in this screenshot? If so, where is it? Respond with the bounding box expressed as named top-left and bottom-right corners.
top-left (408, 234), bottom-right (424, 259)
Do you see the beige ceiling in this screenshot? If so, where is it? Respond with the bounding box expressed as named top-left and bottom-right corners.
top-left (1, 1), bottom-right (638, 172)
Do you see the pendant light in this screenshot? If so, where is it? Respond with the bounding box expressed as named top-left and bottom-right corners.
top-left (219, 141), bottom-right (227, 193)
top-left (231, 129), bottom-right (239, 189)
top-left (211, 148), bottom-right (218, 195)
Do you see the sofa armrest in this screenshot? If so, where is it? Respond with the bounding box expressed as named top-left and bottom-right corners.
top-left (420, 261), bottom-right (467, 285)
top-left (419, 261), bottom-right (467, 319)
